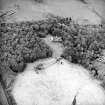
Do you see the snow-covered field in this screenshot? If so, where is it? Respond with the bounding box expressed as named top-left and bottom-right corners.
top-left (1, 0), bottom-right (105, 24)
top-left (11, 58), bottom-right (105, 105)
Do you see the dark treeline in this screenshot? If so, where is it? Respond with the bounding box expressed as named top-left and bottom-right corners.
top-left (1, 17), bottom-right (105, 81)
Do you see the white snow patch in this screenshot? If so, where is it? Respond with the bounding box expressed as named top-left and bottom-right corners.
top-left (11, 58), bottom-right (105, 105)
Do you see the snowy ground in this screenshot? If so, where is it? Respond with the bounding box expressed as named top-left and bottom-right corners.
top-left (1, 0), bottom-right (105, 24)
top-left (11, 58), bottom-right (105, 105)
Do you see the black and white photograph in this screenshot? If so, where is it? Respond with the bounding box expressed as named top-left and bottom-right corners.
top-left (0, 0), bottom-right (105, 105)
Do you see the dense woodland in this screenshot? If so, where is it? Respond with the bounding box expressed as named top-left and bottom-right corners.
top-left (1, 17), bottom-right (105, 83)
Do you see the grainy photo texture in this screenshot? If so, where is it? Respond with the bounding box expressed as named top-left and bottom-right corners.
top-left (0, 0), bottom-right (105, 105)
